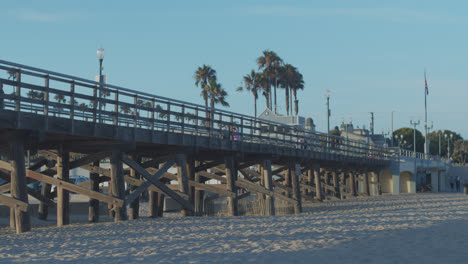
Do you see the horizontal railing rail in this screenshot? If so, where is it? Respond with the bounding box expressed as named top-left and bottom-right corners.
top-left (0, 59), bottom-right (394, 161)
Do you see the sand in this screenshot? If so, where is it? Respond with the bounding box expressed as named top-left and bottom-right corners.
top-left (0, 193), bottom-right (467, 263)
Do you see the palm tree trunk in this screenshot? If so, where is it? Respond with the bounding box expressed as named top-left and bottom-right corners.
top-left (210, 98), bottom-right (215, 129)
top-left (254, 96), bottom-right (257, 118)
top-left (285, 87), bottom-right (289, 116)
top-left (290, 89), bottom-right (293, 116)
top-left (274, 78), bottom-right (277, 112)
top-left (293, 90), bottom-right (298, 115)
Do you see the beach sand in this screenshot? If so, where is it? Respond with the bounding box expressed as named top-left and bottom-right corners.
top-left (0, 193), bottom-right (467, 263)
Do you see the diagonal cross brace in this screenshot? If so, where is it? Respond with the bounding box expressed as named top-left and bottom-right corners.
top-left (124, 159), bottom-right (175, 206)
top-left (121, 154), bottom-right (194, 212)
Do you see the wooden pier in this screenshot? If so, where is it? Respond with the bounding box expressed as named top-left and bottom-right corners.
top-left (0, 60), bottom-right (391, 233)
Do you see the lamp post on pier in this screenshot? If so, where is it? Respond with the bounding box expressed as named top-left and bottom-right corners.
top-left (325, 90), bottom-right (330, 149)
top-left (97, 48), bottom-right (105, 123)
top-left (445, 133), bottom-right (453, 160)
top-left (410, 118), bottom-right (420, 156)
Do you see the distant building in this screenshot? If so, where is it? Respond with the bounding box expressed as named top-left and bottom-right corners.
top-left (257, 108), bottom-right (316, 132)
top-left (340, 122), bottom-right (388, 146)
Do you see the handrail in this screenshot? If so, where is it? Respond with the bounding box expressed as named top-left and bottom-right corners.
top-left (0, 59), bottom-right (393, 161)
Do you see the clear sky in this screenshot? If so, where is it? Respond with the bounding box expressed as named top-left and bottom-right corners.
top-left (2, 0), bottom-right (468, 138)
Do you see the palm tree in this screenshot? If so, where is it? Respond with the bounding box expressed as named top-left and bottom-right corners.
top-left (206, 78), bottom-right (229, 109)
top-left (257, 50), bottom-right (282, 112)
top-left (79, 103), bottom-right (89, 121)
top-left (204, 78), bottom-right (229, 128)
top-left (194, 65), bottom-right (217, 107)
top-left (54, 94), bottom-right (66, 117)
top-left (291, 69), bottom-right (304, 115)
top-left (237, 70), bottom-right (261, 118)
top-left (258, 72), bottom-right (270, 109)
top-left (120, 105), bottom-right (131, 127)
top-left (279, 64), bottom-right (296, 116)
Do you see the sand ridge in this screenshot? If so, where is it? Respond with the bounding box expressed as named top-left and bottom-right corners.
top-left (0, 193), bottom-right (467, 263)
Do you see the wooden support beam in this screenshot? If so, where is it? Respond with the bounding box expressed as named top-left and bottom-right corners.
top-left (235, 178), bottom-right (297, 205)
top-left (194, 160), bottom-right (224, 173)
top-left (37, 183), bottom-right (53, 220)
top-left (193, 160), bottom-right (203, 216)
top-left (262, 160), bottom-right (275, 216)
top-left (332, 170), bottom-right (340, 199)
top-left (0, 194), bottom-right (29, 212)
top-left (225, 155), bottom-right (238, 216)
top-left (9, 139), bottom-right (31, 233)
top-left (69, 151), bottom-right (110, 170)
top-left (121, 155), bottom-right (194, 212)
top-left (314, 164), bottom-right (323, 202)
top-left (57, 147), bottom-right (70, 227)
top-left (363, 169), bottom-right (370, 196)
top-left (290, 163), bottom-right (302, 214)
top-left (26, 169), bottom-right (123, 206)
top-left (198, 171), bottom-right (226, 183)
top-left (271, 166), bottom-right (288, 176)
top-left (176, 153), bottom-right (191, 217)
top-left (110, 149), bottom-right (127, 221)
top-left (88, 160), bottom-right (100, 223)
top-left (349, 171), bottom-right (357, 196)
top-left (128, 155), bottom-right (141, 220)
top-left (124, 159), bottom-right (175, 208)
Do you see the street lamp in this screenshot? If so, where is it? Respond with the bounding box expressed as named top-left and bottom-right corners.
top-left (325, 90), bottom-right (331, 148)
top-left (97, 48), bottom-right (105, 123)
top-left (438, 130), bottom-right (442, 157)
top-left (394, 134), bottom-right (404, 148)
top-left (445, 133), bottom-right (453, 159)
top-left (410, 118), bottom-right (420, 156)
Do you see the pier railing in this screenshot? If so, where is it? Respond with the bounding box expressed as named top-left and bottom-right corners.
top-left (0, 60), bottom-right (392, 160)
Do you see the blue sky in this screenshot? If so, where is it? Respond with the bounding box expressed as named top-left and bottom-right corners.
top-left (2, 0), bottom-right (468, 138)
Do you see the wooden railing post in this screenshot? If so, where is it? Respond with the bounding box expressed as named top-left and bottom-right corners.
top-left (15, 70), bottom-right (21, 127)
top-left (150, 98), bottom-right (155, 131)
top-left (181, 104), bottom-right (185, 134)
top-left (166, 102), bottom-right (171, 132)
top-left (92, 86), bottom-right (97, 124)
top-left (70, 81), bottom-right (75, 133)
top-left (43, 74), bottom-right (49, 129)
top-left (133, 94), bottom-right (138, 128)
top-left (114, 90), bottom-right (119, 126)
top-left (195, 107), bottom-right (199, 136)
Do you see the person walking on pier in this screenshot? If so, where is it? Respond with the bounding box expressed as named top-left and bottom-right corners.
top-left (450, 177), bottom-right (455, 192)
top-left (456, 176), bottom-right (461, 192)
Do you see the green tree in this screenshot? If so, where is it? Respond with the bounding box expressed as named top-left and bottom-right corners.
top-left (428, 130), bottom-right (463, 158)
top-left (291, 68), bottom-right (304, 115)
top-left (54, 94), bottom-right (66, 117)
top-left (237, 70), bottom-right (261, 118)
top-left (279, 64), bottom-right (297, 116)
top-left (257, 50), bottom-right (282, 111)
top-left (452, 139), bottom-right (468, 163)
top-left (194, 65), bottom-right (217, 108)
top-left (393, 127), bottom-right (424, 152)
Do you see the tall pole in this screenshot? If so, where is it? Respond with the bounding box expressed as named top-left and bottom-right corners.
top-left (326, 91), bottom-right (330, 149)
top-left (438, 132), bottom-right (441, 157)
top-left (410, 118), bottom-right (420, 156)
top-left (424, 71), bottom-right (428, 156)
top-left (391, 111), bottom-right (394, 146)
top-left (98, 58), bottom-right (103, 123)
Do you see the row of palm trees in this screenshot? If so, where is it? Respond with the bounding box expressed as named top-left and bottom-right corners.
top-left (240, 50), bottom-right (304, 117)
top-left (193, 50), bottom-right (304, 119)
